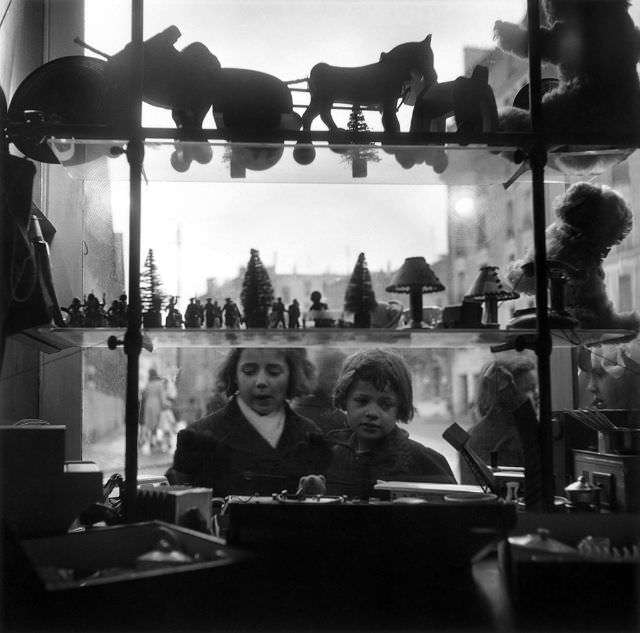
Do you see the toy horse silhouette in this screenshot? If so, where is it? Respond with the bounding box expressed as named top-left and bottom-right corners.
top-left (390, 65), bottom-right (499, 172)
top-left (301, 35), bottom-right (437, 134)
top-left (103, 26), bottom-right (301, 173)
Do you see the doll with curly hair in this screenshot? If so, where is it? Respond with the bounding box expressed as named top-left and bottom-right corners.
top-left (508, 182), bottom-right (639, 332)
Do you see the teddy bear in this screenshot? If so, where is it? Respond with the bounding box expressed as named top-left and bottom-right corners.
top-left (296, 474), bottom-right (327, 496)
top-left (494, 0), bottom-right (640, 172)
top-left (507, 181), bottom-right (639, 332)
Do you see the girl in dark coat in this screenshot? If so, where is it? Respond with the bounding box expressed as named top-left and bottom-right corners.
top-left (326, 349), bottom-right (455, 497)
top-left (167, 348), bottom-right (330, 496)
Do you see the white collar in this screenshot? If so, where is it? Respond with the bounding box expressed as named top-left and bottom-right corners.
top-left (237, 396), bottom-right (285, 448)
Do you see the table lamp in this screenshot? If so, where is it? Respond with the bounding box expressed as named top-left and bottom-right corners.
top-left (386, 256), bottom-right (445, 328)
top-left (464, 265), bottom-right (519, 327)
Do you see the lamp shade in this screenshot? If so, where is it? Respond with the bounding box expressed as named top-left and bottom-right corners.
top-left (464, 265), bottom-right (519, 302)
top-left (386, 257), bottom-right (445, 294)
top-left (386, 257), bottom-right (444, 328)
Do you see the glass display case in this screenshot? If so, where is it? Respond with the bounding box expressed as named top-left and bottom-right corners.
top-left (2, 0), bottom-right (640, 513)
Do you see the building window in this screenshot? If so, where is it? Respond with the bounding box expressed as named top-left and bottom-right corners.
top-left (476, 213), bottom-right (487, 248)
top-left (619, 273), bottom-right (633, 312)
top-left (457, 271), bottom-right (466, 300)
top-left (506, 201), bottom-right (515, 239)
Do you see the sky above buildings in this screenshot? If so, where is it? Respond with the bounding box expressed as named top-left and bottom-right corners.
top-left (82, 0), bottom-right (597, 298)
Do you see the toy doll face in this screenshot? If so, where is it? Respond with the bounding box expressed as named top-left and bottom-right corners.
top-left (345, 379), bottom-right (399, 449)
top-left (236, 349), bottom-right (290, 416)
top-left (580, 348), bottom-right (637, 410)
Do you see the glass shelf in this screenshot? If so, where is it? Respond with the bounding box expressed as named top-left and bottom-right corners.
top-left (46, 137), bottom-right (636, 185)
top-left (18, 326), bottom-right (636, 352)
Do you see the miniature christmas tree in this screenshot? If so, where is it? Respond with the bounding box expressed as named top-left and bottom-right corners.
top-left (341, 106), bottom-right (380, 178)
top-left (344, 252), bottom-right (377, 328)
top-left (140, 248), bottom-right (166, 328)
top-left (241, 248), bottom-right (274, 327)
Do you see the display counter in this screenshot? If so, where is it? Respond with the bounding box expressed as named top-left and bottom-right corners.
top-left (3, 507), bottom-right (639, 633)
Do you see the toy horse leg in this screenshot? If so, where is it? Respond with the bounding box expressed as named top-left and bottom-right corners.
top-left (381, 103), bottom-right (400, 133)
top-left (301, 98), bottom-right (322, 132)
top-left (318, 101), bottom-right (339, 131)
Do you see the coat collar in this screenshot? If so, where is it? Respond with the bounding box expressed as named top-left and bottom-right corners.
top-left (218, 396), bottom-right (315, 454)
top-left (328, 424), bottom-right (409, 450)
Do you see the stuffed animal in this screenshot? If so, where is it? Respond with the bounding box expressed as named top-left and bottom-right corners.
top-left (296, 474), bottom-right (327, 496)
top-left (494, 0), bottom-right (640, 172)
top-left (507, 182), bottom-right (639, 332)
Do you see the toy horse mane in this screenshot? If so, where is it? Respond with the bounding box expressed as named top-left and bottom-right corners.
top-left (379, 35), bottom-right (437, 83)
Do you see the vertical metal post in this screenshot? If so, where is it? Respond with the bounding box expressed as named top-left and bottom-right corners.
top-left (527, 0), bottom-right (555, 512)
top-left (122, 0), bottom-right (144, 523)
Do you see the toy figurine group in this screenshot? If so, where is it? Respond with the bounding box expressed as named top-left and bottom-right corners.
top-left (65, 292), bottom-right (128, 328)
top-left (160, 295), bottom-right (302, 330)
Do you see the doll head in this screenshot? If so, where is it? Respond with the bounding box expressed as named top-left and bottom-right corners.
top-left (578, 340), bottom-right (640, 410)
top-left (333, 349), bottom-right (414, 423)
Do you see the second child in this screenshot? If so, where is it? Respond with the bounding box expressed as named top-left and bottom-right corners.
top-left (326, 349), bottom-right (455, 497)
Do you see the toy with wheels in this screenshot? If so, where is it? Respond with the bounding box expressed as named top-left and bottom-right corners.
top-left (7, 56), bottom-right (108, 165)
top-left (389, 64), bottom-right (498, 172)
top-left (104, 26), bottom-right (301, 173)
top-left (293, 35), bottom-right (438, 165)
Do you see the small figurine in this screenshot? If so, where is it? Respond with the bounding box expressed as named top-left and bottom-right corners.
top-left (66, 297), bottom-right (85, 327)
top-left (107, 292), bottom-right (128, 327)
top-left (308, 290), bottom-right (334, 328)
top-left (204, 298), bottom-right (216, 328)
top-left (165, 296), bottom-right (183, 328)
top-left (106, 299), bottom-right (120, 327)
top-left (222, 297), bottom-right (242, 329)
top-left (84, 292), bottom-right (107, 327)
top-left (288, 299), bottom-right (301, 329)
top-left (270, 297), bottom-right (287, 329)
top-left (184, 298), bottom-right (203, 328)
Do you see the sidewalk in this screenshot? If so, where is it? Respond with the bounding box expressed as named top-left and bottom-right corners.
top-left (83, 427), bottom-right (174, 480)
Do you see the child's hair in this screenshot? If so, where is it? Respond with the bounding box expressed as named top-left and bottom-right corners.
top-left (476, 354), bottom-right (536, 417)
top-left (216, 348), bottom-right (315, 399)
top-left (332, 349), bottom-right (414, 422)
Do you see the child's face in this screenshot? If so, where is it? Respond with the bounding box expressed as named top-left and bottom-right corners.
top-left (345, 379), bottom-right (399, 447)
top-left (236, 349), bottom-right (290, 415)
